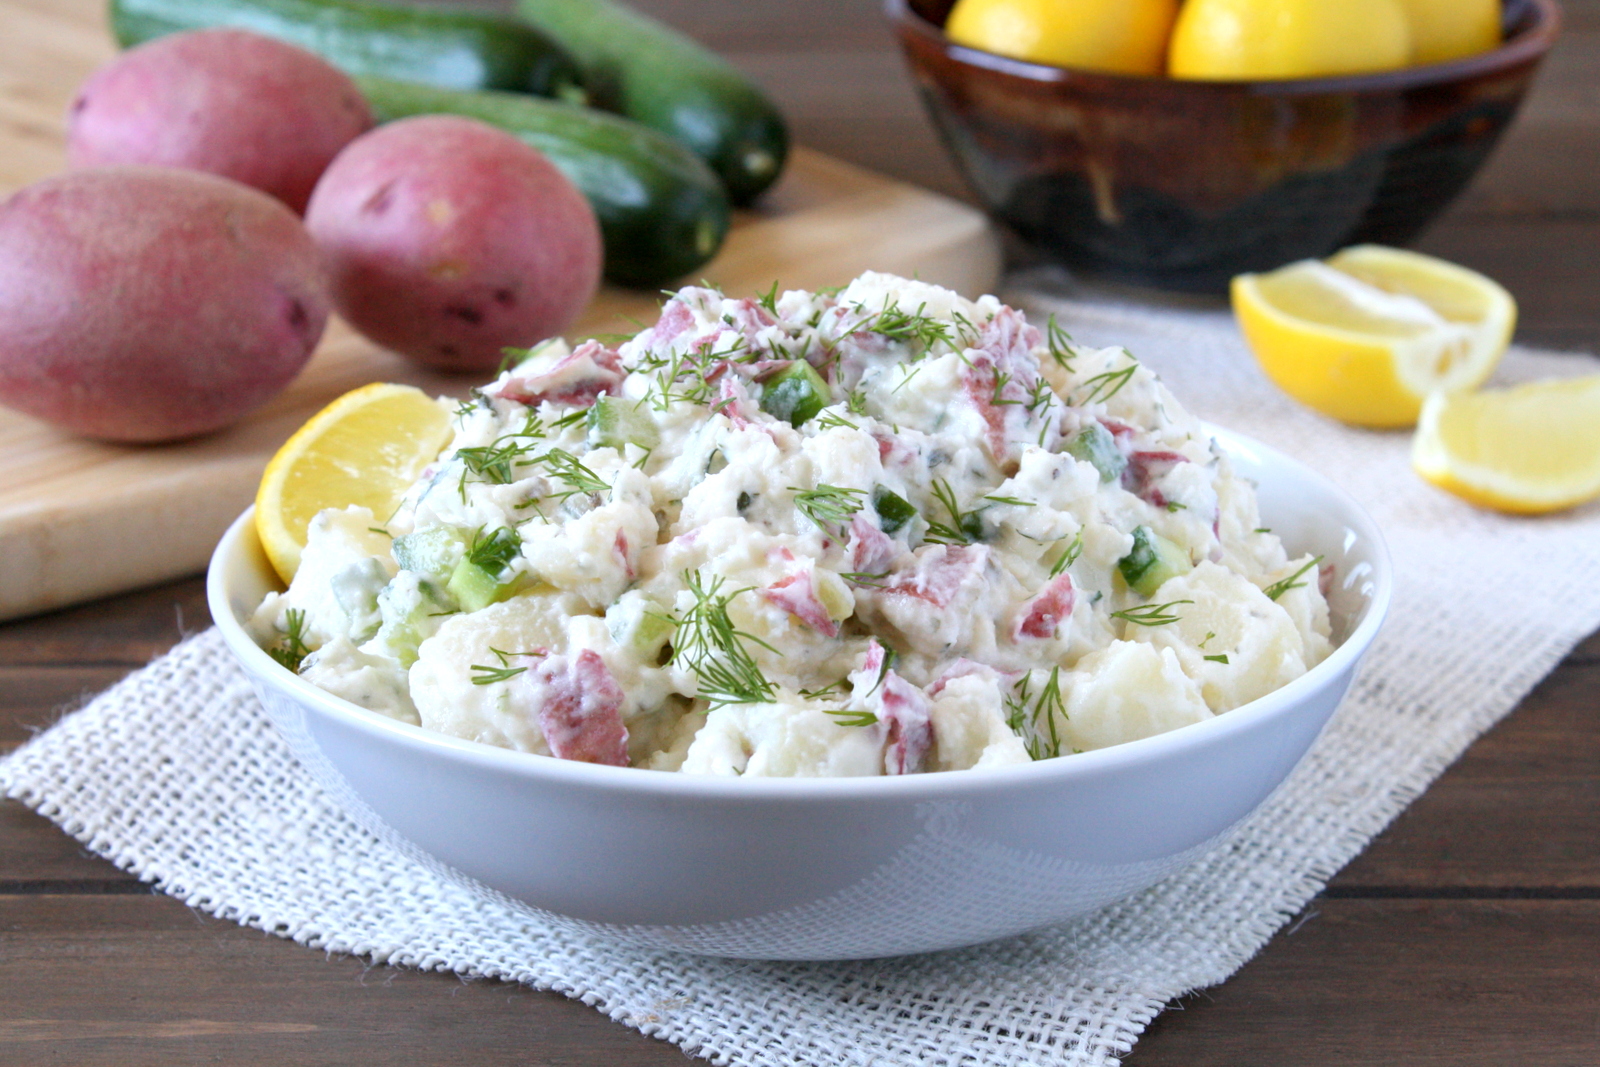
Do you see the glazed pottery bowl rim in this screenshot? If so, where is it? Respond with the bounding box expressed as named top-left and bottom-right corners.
top-left (887, 0), bottom-right (1562, 95)
top-left (209, 423), bottom-right (1392, 804)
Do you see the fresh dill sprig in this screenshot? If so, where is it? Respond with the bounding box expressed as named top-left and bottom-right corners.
top-left (983, 494), bottom-right (1035, 507)
top-left (840, 570), bottom-right (890, 588)
top-left (850, 299), bottom-right (952, 354)
top-left (791, 484), bottom-right (866, 530)
top-left (845, 387), bottom-right (869, 416)
top-left (825, 708), bottom-right (880, 728)
top-left (863, 644), bottom-right (898, 698)
top-left (1045, 315), bottom-right (1074, 369)
top-left (1203, 654), bottom-right (1230, 664)
top-left (268, 608), bottom-right (311, 673)
top-left (465, 526), bottom-right (521, 574)
top-left (1048, 530), bottom-right (1085, 577)
top-left (1004, 667), bottom-right (1066, 761)
top-left (799, 679), bottom-right (848, 700)
top-left (550, 407), bottom-right (591, 430)
top-left (757, 280), bottom-right (781, 316)
top-left (923, 479), bottom-right (983, 544)
top-left (671, 572), bottom-right (778, 706)
top-left (1111, 599), bottom-right (1194, 627)
top-left (1263, 556), bottom-right (1325, 601)
top-left (457, 438), bottom-right (537, 487)
top-left (1073, 354), bottom-right (1139, 405)
top-left (470, 647), bottom-right (532, 686)
top-left (815, 409), bottom-right (859, 431)
top-left (990, 369), bottom-right (1020, 407)
top-left (533, 448), bottom-right (608, 499)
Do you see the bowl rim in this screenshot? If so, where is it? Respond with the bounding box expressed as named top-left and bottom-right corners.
top-left (209, 424), bottom-right (1393, 803)
top-left (886, 0), bottom-right (1562, 95)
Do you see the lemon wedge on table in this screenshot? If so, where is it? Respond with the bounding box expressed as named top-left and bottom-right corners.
top-left (256, 383), bottom-right (454, 584)
top-left (1169, 0), bottom-right (1412, 79)
top-left (944, 0), bottom-right (1180, 76)
top-left (1232, 245), bottom-right (1517, 428)
top-left (1413, 376), bottom-right (1600, 515)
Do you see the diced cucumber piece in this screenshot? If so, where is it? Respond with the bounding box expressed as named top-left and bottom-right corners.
top-left (606, 591), bottom-right (675, 661)
top-left (586, 394), bottom-right (661, 451)
top-left (1117, 525), bottom-right (1193, 597)
top-left (392, 525), bottom-right (467, 579)
top-left (1065, 423), bottom-right (1127, 483)
top-left (759, 360), bottom-right (830, 427)
top-left (871, 486), bottom-right (916, 535)
top-left (447, 559), bottom-right (530, 613)
top-left (330, 557), bottom-right (389, 643)
top-left (373, 574), bottom-right (455, 668)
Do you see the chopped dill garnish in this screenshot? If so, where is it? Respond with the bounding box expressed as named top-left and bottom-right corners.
top-left (549, 407), bottom-right (592, 430)
top-left (1111, 599), bottom-right (1194, 627)
top-left (923, 478), bottom-right (983, 544)
top-left (983, 494), bottom-right (1035, 508)
top-left (670, 572), bottom-right (778, 706)
top-left (465, 526), bottom-right (521, 574)
top-left (990, 369), bottom-right (1021, 407)
top-left (1048, 530), bottom-right (1085, 577)
top-left (791, 484), bottom-right (866, 530)
top-left (1263, 556), bottom-right (1324, 601)
top-left (815, 409), bottom-right (859, 431)
top-left (799, 679), bottom-right (848, 700)
top-left (1045, 315), bottom-right (1074, 369)
top-left (849, 299), bottom-right (952, 354)
top-left (1203, 654), bottom-right (1230, 665)
top-left (268, 608), bottom-right (311, 673)
top-left (757, 280), bottom-right (781, 315)
top-left (1166, 501), bottom-right (1188, 512)
top-left (1254, 527), bottom-right (1272, 534)
top-left (470, 647), bottom-right (532, 685)
top-left (840, 571), bottom-right (890, 589)
top-left (863, 644), bottom-right (898, 698)
top-left (825, 708), bottom-right (880, 728)
top-left (457, 438), bottom-right (536, 487)
top-left (1005, 667), bottom-right (1066, 760)
top-left (367, 526), bottom-right (391, 538)
top-left (533, 448), bottom-right (608, 499)
top-left (1073, 354), bottom-right (1139, 405)
top-left (845, 387), bottom-right (869, 416)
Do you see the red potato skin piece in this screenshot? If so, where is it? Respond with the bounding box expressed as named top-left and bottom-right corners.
top-left (306, 115), bottom-right (602, 373)
top-left (0, 166), bottom-right (327, 443)
top-left (67, 28), bottom-right (372, 215)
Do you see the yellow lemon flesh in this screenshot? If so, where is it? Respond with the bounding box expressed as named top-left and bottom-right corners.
top-left (1413, 376), bottom-right (1600, 514)
top-left (1396, 0), bottom-right (1502, 65)
top-left (256, 382), bottom-right (454, 584)
top-left (1169, 0), bottom-right (1411, 79)
top-left (1232, 245), bottom-right (1516, 428)
top-left (945, 0), bottom-right (1180, 76)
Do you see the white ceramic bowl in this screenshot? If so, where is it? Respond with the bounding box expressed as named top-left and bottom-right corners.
top-left (209, 426), bottom-right (1390, 961)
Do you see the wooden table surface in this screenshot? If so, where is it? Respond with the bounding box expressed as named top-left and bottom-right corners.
top-left (4, 1), bottom-right (1598, 1063)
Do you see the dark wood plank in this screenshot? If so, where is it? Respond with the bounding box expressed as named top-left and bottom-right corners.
top-left (1334, 658), bottom-right (1600, 889)
top-left (1129, 898), bottom-right (1600, 1066)
top-left (0, 666), bottom-right (136, 744)
top-left (0, 894), bottom-right (696, 1067)
top-left (0, 801), bottom-right (143, 886)
top-left (0, 576), bottom-right (208, 667)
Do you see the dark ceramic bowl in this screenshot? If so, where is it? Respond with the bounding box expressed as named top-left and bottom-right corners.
top-left (890, 0), bottom-right (1561, 292)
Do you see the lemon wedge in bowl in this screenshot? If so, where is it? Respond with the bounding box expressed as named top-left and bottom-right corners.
top-left (256, 382), bottom-right (454, 584)
top-left (1232, 245), bottom-right (1516, 428)
top-left (1413, 376), bottom-right (1600, 514)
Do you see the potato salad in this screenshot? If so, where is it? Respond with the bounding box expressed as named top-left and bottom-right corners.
top-left (252, 273), bottom-right (1333, 776)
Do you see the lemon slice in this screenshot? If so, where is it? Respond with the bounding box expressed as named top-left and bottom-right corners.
top-left (1169, 0), bottom-right (1411, 79)
top-left (945, 0), bottom-right (1179, 76)
top-left (1232, 245), bottom-right (1516, 428)
top-left (1412, 376), bottom-right (1600, 514)
top-left (256, 383), bottom-right (454, 583)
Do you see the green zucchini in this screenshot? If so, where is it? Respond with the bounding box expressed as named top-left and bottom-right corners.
top-left (358, 76), bottom-right (730, 288)
top-left (515, 0), bottom-right (787, 205)
top-left (110, 0), bottom-right (587, 100)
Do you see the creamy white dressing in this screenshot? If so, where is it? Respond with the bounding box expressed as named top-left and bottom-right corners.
top-left (253, 273), bottom-right (1334, 777)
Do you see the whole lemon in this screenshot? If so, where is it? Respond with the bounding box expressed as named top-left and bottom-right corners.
top-left (1396, 0), bottom-right (1502, 65)
top-left (1169, 0), bottom-right (1412, 80)
top-left (945, 0), bottom-right (1180, 76)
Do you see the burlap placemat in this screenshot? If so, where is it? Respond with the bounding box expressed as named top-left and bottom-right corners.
top-left (6, 276), bottom-right (1598, 1065)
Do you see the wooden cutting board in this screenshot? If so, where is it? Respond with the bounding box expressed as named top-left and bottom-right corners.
top-left (0, 0), bottom-right (1000, 621)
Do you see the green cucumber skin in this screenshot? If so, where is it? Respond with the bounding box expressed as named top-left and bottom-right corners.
top-left (110, 0), bottom-right (586, 99)
top-left (514, 0), bottom-right (787, 205)
top-left (359, 77), bottom-right (730, 288)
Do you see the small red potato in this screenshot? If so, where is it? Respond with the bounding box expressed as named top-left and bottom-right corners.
top-left (67, 28), bottom-right (373, 214)
top-left (305, 114), bottom-right (601, 372)
top-left (0, 167), bottom-right (328, 443)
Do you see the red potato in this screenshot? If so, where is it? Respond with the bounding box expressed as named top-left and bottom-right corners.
top-left (305, 114), bottom-right (601, 372)
top-left (67, 28), bottom-right (373, 214)
top-left (0, 167), bottom-right (328, 443)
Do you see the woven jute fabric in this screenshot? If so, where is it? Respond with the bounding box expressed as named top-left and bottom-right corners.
top-left (6, 276), bottom-right (1600, 1066)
